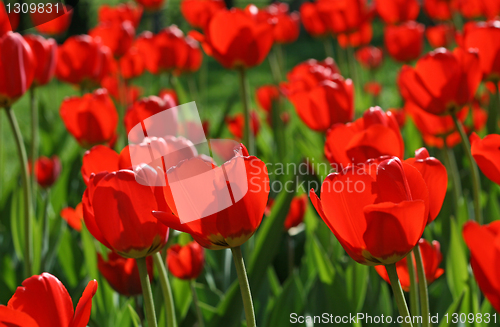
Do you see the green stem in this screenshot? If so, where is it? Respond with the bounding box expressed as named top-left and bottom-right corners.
top-left (442, 143), bottom-right (462, 214)
top-left (287, 233), bottom-right (294, 276)
top-left (237, 67), bottom-right (253, 154)
top-left (231, 246), bottom-right (256, 327)
top-left (413, 247), bottom-right (430, 327)
top-left (386, 264), bottom-right (413, 327)
top-left (30, 87), bottom-right (38, 197)
top-left (190, 280), bottom-right (204, 327)
top-left (6, 106), bottom-right (33, 278)
top-left (40, 189), bottom-right (51, 270)
top-left (487, 83), bottom-right (499, 134)
top-left (322, 38), bottom-right (334, 58)
top-left (268, 47), bottom-right (282, 84)
top-left (451, 111), bottom-right (482, 224)
top-left (137, 257), bottom-right (158, 327)
top-left (406, 253), bottom-right (420, 319)
top-left (153, 252), bottom-right (177, 327)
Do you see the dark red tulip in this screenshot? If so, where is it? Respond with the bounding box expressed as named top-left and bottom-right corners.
top-left (24, 34), bottom-right (57, 86)
top-left (315, 0), bottom-right (372, 35)
top-left (463, 21), bottom-right (500, 81)
top-left (60, 89), bottom-right (118, 148)
top-left (426, 23), bottom-right (455, 48)
top-left (284, 194), bottom-right (308, 231)
top-left (423, 0), bottom-right (453, 21)
top-left (457, 0), bottom-right (500, 19)
top-left (167, 241), bottom-right (205, 280)
top-left (337, 22), bottom-right (373, 49)
top-left (0, 273), bottom-right (97, 327)
top-left (81, 145), bottom-right (133, 185)
top-left (98, 2), bottom-right (143, 28)
top-left (34, 155), bottom-right (61, 188)
top-left (463, 220), bottom-right (500, 312)
top-left (364, 81), bottom-right (382, 97)
top-left (398, 47), bottom-right (482, 116)
top-left (119, 47), bottom-right (145, 79)
top-left (0, 1), bottom-right (19, 35)
top-left (60, 203), bottom-right (83, 232)
top-left (300, 2), bottom-right (329, 38)
top-left (97, 252), bottom-right (153, 296)
top-left (134, 0), bottom-right (164, 11)
top-left (405, 148), bottom-right (448, 224)
top-left (384, 21), bottom-right (424, 63)
top-left (375, 0), bottom-right (420, 25)
top-left (89, 21), bottom-right (135, 58)
top-left (256, 85), bottom-right (280, 112)
top-left (192, 8), bottom-right (273, 69)
top-left (355, 46), bottom-right (383, 70)
top-left (375, 239), bottom-right (444, 291)
top-left (0, 32), bottom-right (35, 108)
top-left (31, 2), bottom-right (73, 36)
top-left (470, 133), bottom-right (500, 186)
top-left (226, 111), bottom-right (260, 139)
top-left (133, 31), bottom-right (160, 74)
top-left (181, 0), bottom-right (226, 30)
top-left (325, 107), bottom-right (404, 167)
top-left (153, 144), bottom-right (270, 249)
top-left (310, 156), bottom-right (429, 265)
top-left (153, 26), bottom-right (190, 73)
top-left (56, 35), bottom-right (116, 88)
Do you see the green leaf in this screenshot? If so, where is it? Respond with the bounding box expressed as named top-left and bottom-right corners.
top-left (307, 234), bottom-right (334, 284)
top-left (446, 218), bottom-right (469, 299)
top-left (56, 229), bottom-right (78, 287)
top-left (346, 260), bottom-right (369, 312)
top-left (264, 274), bottom-right (305, 327)
top-left (171, 277), bottom-right (192, 321)
top-left (438, 287), bottom-right (466, 327)
top-left (127, 303), bottom-right (142, 327)
top-left (10, 189), bottom-right (24, 261)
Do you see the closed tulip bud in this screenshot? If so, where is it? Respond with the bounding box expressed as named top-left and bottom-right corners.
top-left (426, 24), bottom-right (455, 49)
top-left (300, 2), bottom-right (329, 38)
top-left (181, 0), bottom-right (226, 30)
top-left (375, 0), bottom-right (420, 25)
top-left (384, 21), bottom-right (424, 63)
top-left (24, 34), bottom-right (57, 86)
top-left (89, 21), bottom-right (135, 58)
top-left (423, 0), bottom-right (453, 21)
top-left (226, 111), bottom-right (260, 139)
top-left (34, 155), bottom-right (61, 188)
top-left (355, 46), bottom-right (383, 70)
top-left (167, 241), bottom-right (205, 280)
top-left (284, 195), bottom-right (308, 231)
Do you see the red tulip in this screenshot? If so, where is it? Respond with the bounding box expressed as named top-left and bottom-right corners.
top-left (315, 0), bottom-right (372, 35)
top-left (457, 0), bottom-right (500, 19)
top-left (256, 85), bottom-right (280, 112)
top-left (0, 272), bottom-right (97, 327)
top-left (426, 23), bottom-right (455, 48)
top-left (159, 88), bottom-right (179, 105)
top-left (284, 194), bottom-right (308, 231)
top-left (0, 32), bottom-right (35, 108)
top-left (178, 36), bottom-right (203, 74)
top-left (226, 111), bottom-right (260, 139)
top-left (60, 89), bottom-right (118, 148)
top-left (34, 155), bottom-right (61, 188)
top-left (167, 241), bottom-right (205, 280)
top-left (375, 0), bottom-right (420, 25)
top-left (61, 203), bottom-right (83, 232)
top-left (81, 145), bottom-right (133, 185)
top-left (246, 3), bottom-right (300, 44)
top-left (375, 239), bottom-right (444, 291)
top-left (98, 2), bottom-right (143, 28)
top-left (97, 252), bottom-right (153, 296)
top-left (398, 47), bottom-right (482, 116)
top-left (324, 107), bottom-right (404, 168)
top-left (134, 0), bottom-right (164, 11)
top-left (364, 81), bottom-right (382, 97)
top-left (300, 2), bottom-right (329, 38)
top-left (31, 2), bottom-right (73, 36)
top-left (405, 148), bottom-right (447, 224)
top-left (56, 35), bottom-right (116, 88)
top-left (423, 0), bottom-right (453, 21)
top-left (470, 133), bottom-right (500, 186)
top-left (24, 34), bottom-right (57, 86)
top-left (119, 47), bottom-right (145, 79)
top-left (310, 156), bottom-right (429, 265)
top-left (384, 21), bottom-right (424, 63)
top-left (355, 46), bottom-right (383, 70)
top-left (89, 21), bottom-right (135, 58)
top-left (153, 144), bottom-right (270, 249)
top-left (101, 75), bottom-right (142, 106)
top-left (283, 57), bottom-right (341, 88)
top-left (387, 108), bottom-right (407, 128)
top-left (181, 0), bottom-right (226, 30)
top-left (192, 8), bottom-right (273, 69)
top-left (463, 21), bottom-right (500, 81)
top-left (133, 32), bottom-right (160, 74)
top-left (153, 26), bottom-right (190, 73)
top-left (337, 22), bottom-right (373, 49)
top-left (463, 220), bottom-right (500, 312)
top-left (0, 1), bottom-right (19, 35)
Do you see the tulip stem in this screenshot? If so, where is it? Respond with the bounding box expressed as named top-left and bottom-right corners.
top-left (413, 246), bottom-right (430, 327)
top-left (40, 189), bottom-right (51, 270)
top-left (323, 38), bottom-right (334, 58)
top-left (442, 143), bottom-right (463, 214)
top-left (30, 87), bottom-right (38, 195)
top-left (487, 84), bottom-right (499, 133)
top-left (153, 252), bottom-right (177, 327)
top-left (231, 246), bottom-right (256, 327)
top-left (5, 106), bottom-right (33, 278)
top-left (451, 111), bottom-right (482, 224)
top-left (406, 253), bottom-right (420, 319)
top-left (237, 67), bottom-right (253, 154)
top-left (386, 264), bottom-right (413, 327)
top-left (190, 280), bottom-right (205, 327)
top-left (137, 257), bottom-right (158, 327)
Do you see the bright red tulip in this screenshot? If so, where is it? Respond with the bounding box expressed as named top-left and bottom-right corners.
top-left (423, 0), bottom-right (453, 21)
top-left (375, 0), bottom-right (420, 24)
top-left (300, 2), bottom-right (329, 37)
top-left (283, 57), bottom-right (341, 88)
top-left (387, 108), bottom-right (407, 128)
top-left (246, 3), bottom-right (300, 44)
top-left (375, 239), bottom-right (444, 291)
top-left (470, 133), bottom-right (500, 186)
top-left (60, 89), bottom-right (118, 148)
top-left (256, 85), bottom-right (280, 112)
top-left (31, 2), bottom-right (73, 36)
top-left (315, 0), bottom-right (372, 35)
top-left (0, 32), bottom-right (35, 108)
top-left (457, 0), bottom-right (500, 19)
top-left (284, 194), bottom-right (308, 231)
top-left (426, 23), bottom-right (455, 48)
top-left (0, 272), bottom-right (97, 327)
top-left (97, 252), bottom-right (153, 296)
top-left (134, 0), bottom-right (164, 11)
top-left (167, 241), bottom-right (205, 280)
top-left (89, 21), bottom-right (135, 58)
top-left (364, 81), bottom-right (382, 97)
top-left (181, 0), bottom-right (226, 30)
top-left (81, 145), bottom-right (133, 185)
top-left (384, 21), bottom-right (424, 62)
top-left (119, 47), bottom-right (145, 79)
top-left (98, 2), bottom-right (143, 28)
top-left (337, 22), bottom-right (373, 49)
top-left (153, 26), bottom-right (189, 73)
top-left (398, 47), bottom-right (482, 115)
top-left (34, 155), bottom-right (61, 188)
top-left (192, 8), bottom-right (273, 69)
top-left (0, 1), bottom-right (19, 35)
top-left (153, 144), bottom-right (270, 249)
top-left (355, 46), bottom-right (383, 70)
top-left (178, 36), bottom-right (203, 74)
top-left (310, 156), bottom-right (429, 265)
top-left (61, 203), bottom-right (83, 232)
top-left (56, 35), bottom-right (116, 88)
top-left (133, 31), bottom-right (159, 74)
top-left (226, 111), bottom-right (260, 140)
top-left (324, 107), bottom-right (404, 168)
top-left (463, 220), bottom-right (500, 312)
top-left (24, 34), bottom-right (57, 86)
top-left (462, 21), bottom-right (500, 81)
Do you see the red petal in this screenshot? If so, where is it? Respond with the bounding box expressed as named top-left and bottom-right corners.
top-left (70, 280), bottom-right (98, 327)
top-left (81, 145), bottom-right (119, 185)
top-left (0, 306), bottom-right (39, 327)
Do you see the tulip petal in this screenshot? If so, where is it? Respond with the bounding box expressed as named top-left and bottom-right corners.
top-left (81, 145), bottom-right (120, 185)
top-left (70, 280), bottom-right (98, 327)
top-left (0, 306), bottom-right (39, 327)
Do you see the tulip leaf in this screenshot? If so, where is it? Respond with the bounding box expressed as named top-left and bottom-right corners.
top-left (346, 260), bottom-right (369, 313)
top-left (9, 188), bottom-right (24, 261)
top-left (127, 303), bottom-right (142, 327)
top-left (306, 234), bottom-right (334, 284)
top-left (264, 273), bottom-right (305, 327)
top-left (56, 229), bottom-right (78, 288)
top-left (171, 277), bottom-right (192, 321)
top-left (438, 287), bottom-right (466, 327)
top-left (446, 217), bottom-right (469, 300)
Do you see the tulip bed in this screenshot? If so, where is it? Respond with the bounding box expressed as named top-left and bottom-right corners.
top-left (1, 0), bottom-right (500, 327)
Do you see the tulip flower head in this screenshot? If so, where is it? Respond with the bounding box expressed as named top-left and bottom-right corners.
top-left (355, 46), bottom-right (383, 70)
top-left (89, 21), bottom-right (136, 58)
top-left (470, 133), bottom-right (500, 186)
top-left (23, 34), bottom-right (57, 86)
top-left (34, 155), bottom-right (62, 188)
top-left (384, 21), bottom-right (424, 63)
top-left (167, 241), bottom-right (205, 280)
top-left (31, 2), bottom-right (73, 36)
top-left (181, 0), bottom-right (226, 30)
top-left (284, 194), bottom-right (308, 231)
top-left (98, 2), bottom-right (144, 28)
top-left (462, 21), bottom-right (500, 81)
top-left (375, 0), bottom-right (420, 25)
top-left (135, 0), bottom-right (165, 11)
